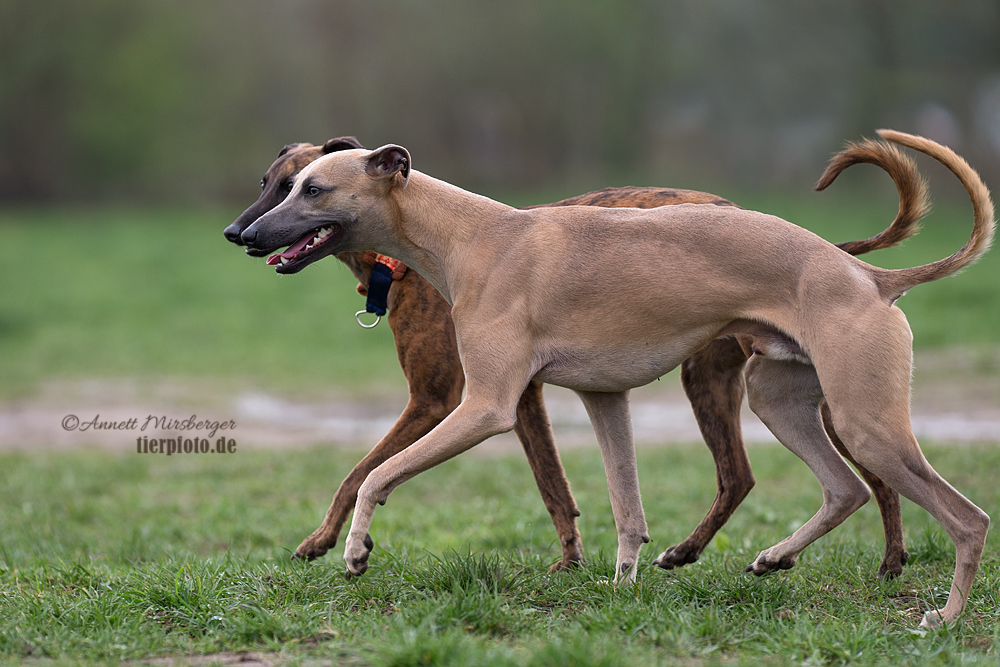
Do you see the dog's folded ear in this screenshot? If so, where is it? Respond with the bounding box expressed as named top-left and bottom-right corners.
top-left (278, 143), bottom-right (307, 157)
top-left (323, 136), bottom-right (364, 153)
top-left (365, 144), bottom-right (411, 189)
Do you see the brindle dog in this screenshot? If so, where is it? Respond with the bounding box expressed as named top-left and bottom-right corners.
top-left (225, 136), bottom-right (924, 577)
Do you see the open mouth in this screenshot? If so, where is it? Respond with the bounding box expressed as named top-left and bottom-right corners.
top-left (265, 224), bottom-right (341, 272)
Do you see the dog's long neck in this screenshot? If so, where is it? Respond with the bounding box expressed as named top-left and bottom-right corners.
top-left (384, 171), bottom-right (512, 303)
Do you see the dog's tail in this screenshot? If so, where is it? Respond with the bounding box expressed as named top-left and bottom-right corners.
top-left (817, 136), bottom-right (930, 256)
top-left (868, 130), bottom-right (995, 303)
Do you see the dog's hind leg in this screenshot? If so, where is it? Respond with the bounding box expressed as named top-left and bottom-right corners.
top-left (744, 356), bottom-right (872, 575)
top-left (820, 402), bottom-right (909, 579)
top-left (652, 338), bottom-right (909, 580)
top-left (515, 380), bottom-right (586, 571)
top-left (576, 390), bottom-right (650, 585)
top-left (654, 338), bottom-right (753, 570)
top-left (840, 431), bottom-right (987, 627)
top-left (815, 315), bottom-right (989, 628)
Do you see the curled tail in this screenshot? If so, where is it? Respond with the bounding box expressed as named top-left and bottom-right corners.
top-left (871, 130), bottom-right (995, 303)
top-left (817, 136), bottom-right (931, 256)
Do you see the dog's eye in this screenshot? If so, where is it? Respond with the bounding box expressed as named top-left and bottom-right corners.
top-left (286, 181), bottom-right (294, 192)
top-left (307, 186), bottom-right (320, 196)
top-left (260, 178), bottom-right (266, 190)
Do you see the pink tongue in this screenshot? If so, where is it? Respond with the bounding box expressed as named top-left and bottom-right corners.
top-left (265, 230), bottom-right (316, 265)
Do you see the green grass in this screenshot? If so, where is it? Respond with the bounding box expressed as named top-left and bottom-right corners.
top-left (1, 191), bottom-right (999, 398)
top-left (0, 207), bottom-right (403, 399)
top-left (1, 443), bottom-right (999, 665)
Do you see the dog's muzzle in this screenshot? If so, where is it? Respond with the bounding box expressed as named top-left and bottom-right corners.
top-left (223, 223), bottom-right (244, 244)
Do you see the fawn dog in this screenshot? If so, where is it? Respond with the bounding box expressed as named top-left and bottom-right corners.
top-left (226, 137), bottom-right (924, 578)
top-left (240, 130), bottom-right (992, 627)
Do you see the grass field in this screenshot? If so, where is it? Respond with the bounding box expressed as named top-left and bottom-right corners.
top-left (1, 444), bottom-right (999, 666)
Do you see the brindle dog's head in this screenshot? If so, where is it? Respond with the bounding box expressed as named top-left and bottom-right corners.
top-left (223, 136), bottom-right (364, 256)
top-left (241, 144), bottom-right (411, 274)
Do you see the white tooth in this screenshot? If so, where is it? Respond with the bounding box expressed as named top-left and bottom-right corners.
top-left (305, 244), bottom-right (313, 250)
top-left (318, 227), bottom-right (331, 238)
top-left (280, 257), bottom-right (289, 265)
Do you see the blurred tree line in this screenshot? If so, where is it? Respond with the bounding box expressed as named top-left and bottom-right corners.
top-left (1, 0), bottom-right (999, 204)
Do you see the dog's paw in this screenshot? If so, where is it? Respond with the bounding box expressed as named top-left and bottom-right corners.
top-left (292, 535), bottom-right (335, 562)
top-left (652, 544), bottom-right (700, 570)
top-left (877, 548), bottom-right (910, 581)
top-left (343, 532), bottom-right (374, 577)
top-left (547, 554), bottom-right (585, 573)
top-left (745, 550), bottom-right (796, 576)
top-left (548, 539), bottom-right (586, 573)
top-left (919, 609), bottom-right (945, 631)
top-left (612, 560), bottom-right (638, 586)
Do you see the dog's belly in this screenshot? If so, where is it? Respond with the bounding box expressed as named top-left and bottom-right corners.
top-left (534, 364), bottom-right (678, 393)
top-left (532, 330), bottom-right (714, 393)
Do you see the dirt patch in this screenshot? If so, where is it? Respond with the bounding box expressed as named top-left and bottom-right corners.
top-left (122, 652), bottom-right (337, 667)
top-left (25, 652), bottom-right (330, 667)
top-left (130, 653), bottom-right (281, 667)
top-left (1, 349), bottom-right (998, 452)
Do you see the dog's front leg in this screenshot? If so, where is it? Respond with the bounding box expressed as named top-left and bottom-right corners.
top-left (294, 395), bottom-right (455, 561)
top-left (342, 393), bottom-right (521, 576)
top-left (576, 390), bottom-right (650, 585)
top-left (515, 380), bottom-right (586, 571)
top-left (294, 274), bottom-right (465, 562)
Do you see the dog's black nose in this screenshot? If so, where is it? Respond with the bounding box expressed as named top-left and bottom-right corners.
top-left (223, 223), bottom-right (244, 244)
top-left (241, 227), bottom-right (258, 245)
